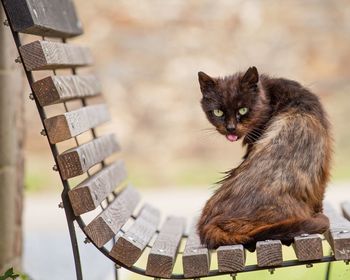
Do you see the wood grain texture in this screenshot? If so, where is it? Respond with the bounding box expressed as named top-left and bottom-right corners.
top-left (217, 245), bottom-right (245, 272)
top-left (2, 0), bottom-right (83, 38)
top-left (68, 160), bottom-right (127, 216)
top-left (342, 202), bottom-right (350, 221)
top-left (293, 234), bottom-right (323, 261)
top-left (324, 203), bottom-right (350, 260)
top-left (0, 14), bottom-right (25, 271)
top-left (44, 104), bottom-right (110, 144)
top-left (146, 216), bottom-right (186, 278)
top-left (109, 204), bottom-right (160, 267)
top-left (57, 134), bottom-right (119, 180)
top-left (84, 185), bottom-right (141, 248)
top-left (256, 240), bottom-right (283, 267)
top-left (19, 40), bottom-right (92, 71)
top-left (32, 74), bottom-right (101, 106)
top-left (182, 221), bottom-right (210, 278)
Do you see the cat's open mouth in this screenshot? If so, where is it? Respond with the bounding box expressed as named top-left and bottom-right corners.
top-left (226, 134), bottom-right (239, 142)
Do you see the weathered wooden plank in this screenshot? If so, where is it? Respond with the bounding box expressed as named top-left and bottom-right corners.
top-left (182, 221), bottom-right (210, 278)
top-left (19, 40), bottom-right (92, 71)
top-left (57, 134), bottom-right (119, 180)
top-left (84, 185), bottom-right (140, 248)
top-left (256, 240), bottom-right (283, 267)
top-left (146, 216), bottom-right (186, 278)
top-left (44, 104), bottom-right (110, 144)
top-left (324, 203), bottom-right (350, 260)
top-left (68, 160), bottom-right (127, 216)
top-left (2, 0), bottom-right (83, 38)
top-left (32, 74), bottom-right (101, 106)
top-left (293, 234), bottom-right (323, 261)
top-left (342, 202), bottom-right (350, 221)
top-left (109, 204), bottom-right (161, 267)
top-left (217, 245), bottom-right (245, 273)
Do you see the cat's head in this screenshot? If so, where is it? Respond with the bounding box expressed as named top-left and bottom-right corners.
top-left (198, 66), bottom-right (269, 142)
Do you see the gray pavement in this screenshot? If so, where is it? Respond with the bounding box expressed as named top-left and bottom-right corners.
top-left (23, 183), bottom-right (350, 280)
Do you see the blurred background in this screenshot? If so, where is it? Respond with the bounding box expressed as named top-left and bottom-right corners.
top-left (25, 0), bottom-right (350, 191)
top-left (19, 0), bottom-right (350, 279)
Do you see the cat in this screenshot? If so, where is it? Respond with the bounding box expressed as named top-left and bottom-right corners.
top-left (197, 66), bottom-right (332, 250)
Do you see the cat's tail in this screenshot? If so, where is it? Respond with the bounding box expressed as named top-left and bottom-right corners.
top-left (198, 212), bottom-right (329, 250)
top-left (249, 212), bottom-right (330, 244)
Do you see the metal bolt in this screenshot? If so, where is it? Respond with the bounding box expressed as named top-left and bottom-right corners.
top-left (115, 264), bottom-right (121, 269)
top-left (230, 273), bottom-right (237, 280)
top-left (268, 268), bottom-right (275, 275)
top-left (58, 202), bottom-right (64, 208)
top-left (40, 129), bottom-right (46, 136)
top-left (306, 263), bottom-right (313, 268)
top-left (56, 81), bottom-right (63, 91)
top-left (29, 93), bottom-right (34, 100)
top-left (3, 19), bottom-right (9, 26)
top-left (127, 236), bottom-right (134, 242)
top-left (107, 218), bottom-right (112, 224)
top-left (52, 165), bottom-right (58, 171)
top-left (300, 233), bottom-right (309, 237)
top-left (339, 230), bottom-right (349, 234)
top-left (84, 238), bottom-right (90, 244)
top-left (14, 56), bottom-right (22, 63)
top-left (82, 155), bottom-right (86, 165)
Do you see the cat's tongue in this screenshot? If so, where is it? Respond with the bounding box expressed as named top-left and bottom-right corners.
top-left (226, 134), bottom-right (238, 142)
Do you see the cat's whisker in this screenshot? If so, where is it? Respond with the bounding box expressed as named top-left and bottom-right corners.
top-left (200, 130), bottom-right (218, 136)
top-left (245, 135), bottom-right (256, 144)
top-left (200, 127), bottom-right (216, 132)
top-left (248, 131), bottom-right (261, 140)
top-left (251, 126), bottom-right (268, 132)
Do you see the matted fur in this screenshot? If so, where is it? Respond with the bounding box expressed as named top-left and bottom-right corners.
top-left (197, 67), bottom-right (332, 250)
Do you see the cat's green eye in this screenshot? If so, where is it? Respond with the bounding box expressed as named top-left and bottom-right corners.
top-left (238, 107), bottom-right (248, 115)
top-left (213, 109), bottom-right (224, 117)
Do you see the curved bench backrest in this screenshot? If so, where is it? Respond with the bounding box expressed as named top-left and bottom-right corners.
top-left (1, 1), bottom-right (143, 278)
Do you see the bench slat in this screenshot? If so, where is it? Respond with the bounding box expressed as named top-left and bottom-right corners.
top-left (57, 134), bottom-right (119, 180)
top-left (182, 221), bottom-right (210, 278)
top-left (68, 161), bottom-right (127, 216)
top-left (109, 204), bottom-right (161, 267)
top-left (293, 234), bottom-right (323, 261)
top-left (146, 216), bottom-right (186, 278)
top-left (2, 0), bottom-right (83, 38)
top-left (32, 74), bottom-right (101, 106)
top-left (341, 201), bottom-right (350, 221)
top-left (256, 240), bottom-right (283, 267)
top-left (44, 104), bottom-right (110, 144)
top-left (324, 204), bottom-right (350, 260)
top-left (84, 185), bottom-right (141, 248)
top-left (19, 40), bottom-right (92, 71)
top-left (217, 245), bottom-right (245, 273)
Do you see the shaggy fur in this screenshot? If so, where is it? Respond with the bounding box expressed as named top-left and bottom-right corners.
top-left (197, 67), bottom-right (332, 250)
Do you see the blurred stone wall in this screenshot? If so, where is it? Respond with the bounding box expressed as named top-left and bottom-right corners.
top-left (25, 0), bottom-right (350, 187)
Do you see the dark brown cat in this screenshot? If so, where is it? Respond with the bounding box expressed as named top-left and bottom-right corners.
top-left (197, 66), bottom-right (332, 250)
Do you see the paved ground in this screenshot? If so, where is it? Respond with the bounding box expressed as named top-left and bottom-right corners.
top-left (23, 183), bottom-right (350, 280)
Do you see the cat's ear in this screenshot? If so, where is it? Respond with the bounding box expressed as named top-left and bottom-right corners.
top-left (198, 71), bottom-right (216, 94)
top-left (241, 66), bottom-right (259, 86)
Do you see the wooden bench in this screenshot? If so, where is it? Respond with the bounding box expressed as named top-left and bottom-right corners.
top-left (1, 0), bottom-right (350, 279)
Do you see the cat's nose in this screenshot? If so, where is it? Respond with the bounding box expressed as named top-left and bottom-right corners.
top-left (226, 125), bottom-right (236, 133)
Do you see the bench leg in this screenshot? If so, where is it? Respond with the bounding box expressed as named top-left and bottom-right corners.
top-left (62, 190), bottom-right (84, 280)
